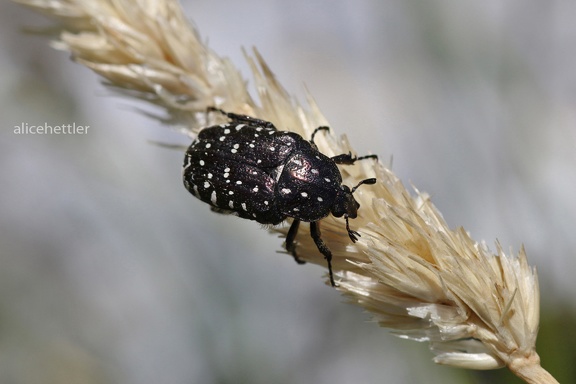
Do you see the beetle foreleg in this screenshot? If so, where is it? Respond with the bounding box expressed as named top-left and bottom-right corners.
top-left (345, 215), bottom-right (360, 242)
top-left (310, 221), bottom-right (337, 287)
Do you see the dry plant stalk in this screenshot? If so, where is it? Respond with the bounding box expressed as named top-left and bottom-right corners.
top-left (16, 0), bottom-right (558, 382)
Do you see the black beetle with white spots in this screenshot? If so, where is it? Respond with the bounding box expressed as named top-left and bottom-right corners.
top-left (183, 108), bottom-right (377, 286)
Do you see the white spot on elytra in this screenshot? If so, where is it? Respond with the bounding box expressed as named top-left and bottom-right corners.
top-left (249, 143), bottom-right (255, 148)
top-left (257, 159), bottom-right (262, 164)
top-left (269, 147), bottom-right (275, 151)
top-left (281, 188), bottom-right (292, 194)
top-left (236, 124), bottom-right (245, 130)
top-left (207, 173), bottom-right (213, 179)
top-left (205, 143), bottom-right (211, 148)
top-left (256, 127), bottom-right (263, 132)
top-left (253, 186), bottom-right (259, 192)
top-left (317, 197), bottom-right (324, 202)
top-left (203, 181), bottom-right (210, 189)
top-left (229, 200), bottom-right (234, 209)
top-left (224, 128), bottom-right (231, 134)
top-left (241, 203), bottom-right (247, 211)
top-left (228, 191), bottom-right (234, 195)
top-left (324, 178), bottom-right (331, 182)
top-left (293, 207), bottom-right (300, 212)
top-left (219, 136), bottom-right (225, 141)
top-left (311, 169), bottom-right (319, 174)
top-left (210, 191), bottom-right (217, 204)
top-left (264, 200), bottom-right (269, 205)
top-left (224, 173), bottom-right (229, 178)
top-left (236, 180), bottom-right (242, 185)
top-left (231, 149), bottom-right (237, 153)
top-left (301, 192), bottom-right (308, 197)
top-left (199, 160), bottom-right (205, 166)
top-left (224, 167), bottom-right (230, 172)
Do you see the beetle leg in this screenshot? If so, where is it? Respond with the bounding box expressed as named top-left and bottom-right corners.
top-left (285, 219), bottom-right (306, 265)
top-left (310, 221), bottom-right (337, 287)
top-left (207, 107), bottom-right (277, 130)
top-left (332, 152), bottom-right (379, 165)
top-left (310, 126), bottom-right (379, 163)
top-left (331, 152), bottom-right (356, 164)
top-left (356, 154), bottom-right (379, 161)
top-left (345, 215), bottom-right (361, 242)
top-left (310, 126), bottom-right (330, 145)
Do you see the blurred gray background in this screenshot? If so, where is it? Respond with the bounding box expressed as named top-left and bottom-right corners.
top-left (1, 1), bottom-right (575, 383)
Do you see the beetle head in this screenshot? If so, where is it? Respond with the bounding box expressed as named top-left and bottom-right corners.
top-left (331, 185), bottom-right (359, 219)
top-left (331, 178), bottom-right (376, 242)
top-left (332, 178), bottom-right (376, 218)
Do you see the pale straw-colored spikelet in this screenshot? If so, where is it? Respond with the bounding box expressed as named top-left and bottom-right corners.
top-left (15, 0), bottom-right (558, 382)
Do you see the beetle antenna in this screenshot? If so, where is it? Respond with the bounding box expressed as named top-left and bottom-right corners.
top-left (351, 178), bottom-right (376, 194)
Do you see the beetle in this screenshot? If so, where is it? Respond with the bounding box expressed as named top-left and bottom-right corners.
top-left (183, 108), bottom-right (377, 286)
